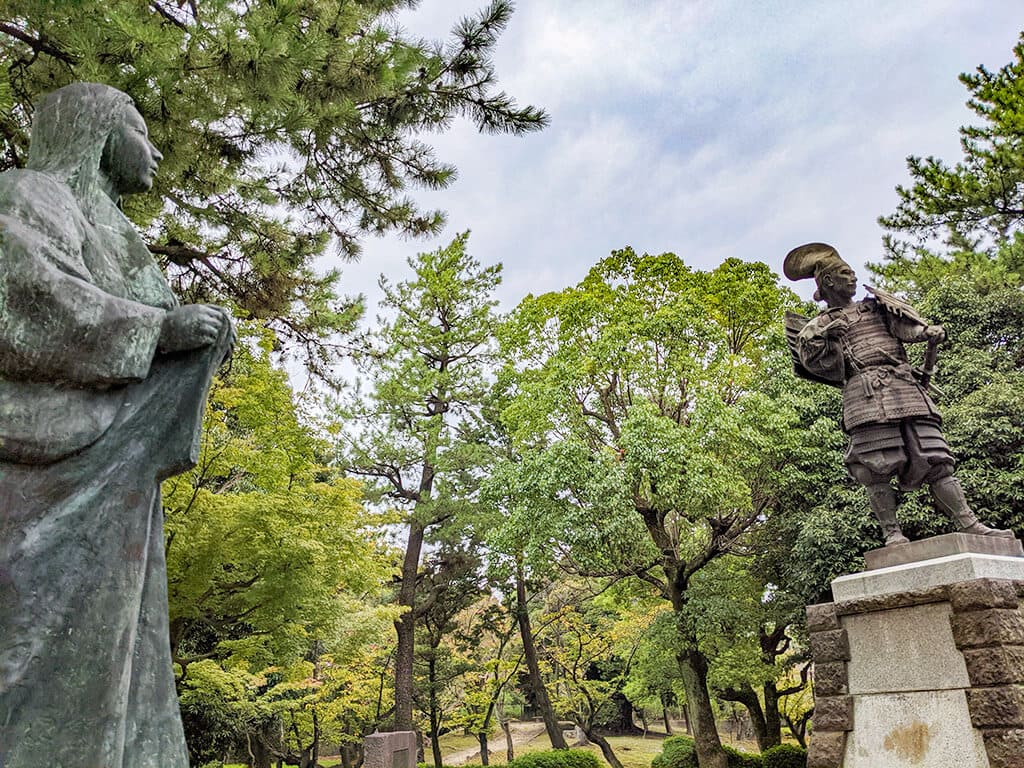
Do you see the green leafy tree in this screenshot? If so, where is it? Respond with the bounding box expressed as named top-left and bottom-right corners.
top-left (535, 588), bottom-right (651, 768)
top-left (878, 32), bottom-right (1024, 287)
top-left (497, 250), bottom-right (812, 768)
top-left (162, 325), bottom-right (393, 765)
top-left (414, 546), bottom-right (486, 768)
top-left (695, 558), bottom-right (810, 751)
top-left (0, 0), bottom-right (546, 373)
top-left (445, 599), bottom-right (524, 765)
top-left (340, 233), bottom-right (501, 731)
top-left (164, 327), bottom-right (385, 674)
top-left (483, 428), bottom-right (571, 750)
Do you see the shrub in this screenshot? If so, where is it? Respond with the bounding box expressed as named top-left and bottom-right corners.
top-left (761, 744), bottom-right (807, 768)
top-left (724, 745), bottom-right (762, 767)
top-left (649, 737), bottom-right (763, 768)
top-left (651, 735), bottom-right (697, 768)
top-left (509, 750), bottom-right (602, 768)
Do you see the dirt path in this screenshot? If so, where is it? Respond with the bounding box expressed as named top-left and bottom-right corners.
top-left (444, 722), bottom-right (548, 766)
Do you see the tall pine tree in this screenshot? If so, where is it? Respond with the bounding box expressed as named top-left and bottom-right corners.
top-left (0, 0), bottom-right (546, 374)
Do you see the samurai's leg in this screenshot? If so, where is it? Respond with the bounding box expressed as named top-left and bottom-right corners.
top-left (866, 482), bottom-right (910, 546)
top-left (930, 473), bottom-right (1014, 538)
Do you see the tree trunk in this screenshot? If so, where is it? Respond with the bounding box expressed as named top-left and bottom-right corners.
top-left (501, 718), bottom-right (514, 762)
top-left (784, 708), bottom-right (812, 749)
top-left (762, 681), bottom-right (783, 749)
top-left (598, 692), bottom-right (641, 735)
top-left (515, 559), bottom-right (568, 749)
top-left (428, 650), bottom-right (443, 768)
top-left (677, 648), bottom-right (727, 768)
top-left (478, 732), bottom-right (490, 766)
top-left (311, 709), bottom-right (321, 768)
top-left (584, 730), bottom-right (625, 768)
top-left (722, 683), bottom-right (769, 751)
top-left (681, 703), bottom-right (691, 735)
top-left (660, 692), bottom-right (673, 735)
top-left (394, 518), bottom-right (426, 731)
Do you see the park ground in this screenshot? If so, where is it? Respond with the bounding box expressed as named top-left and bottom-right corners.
top-left (225, 719), bottom-right (762, 768)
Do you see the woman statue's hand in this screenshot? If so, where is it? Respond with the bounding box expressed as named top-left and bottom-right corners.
top-left (158, 305), bottom-right (231, 353)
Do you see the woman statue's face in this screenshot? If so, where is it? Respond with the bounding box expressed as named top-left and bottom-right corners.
top-left (100, 107), bottom-right (163, 196)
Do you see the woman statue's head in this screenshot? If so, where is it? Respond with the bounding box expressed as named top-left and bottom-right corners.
top-left (26, 82), bottom-right (162, 202)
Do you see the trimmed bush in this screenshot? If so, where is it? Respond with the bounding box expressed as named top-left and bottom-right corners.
top-left (724, 745), bottom-right (762, 767)
top-left (651, 735), bottom-right (697, 768)
top-left (650, 737), bottom-right (763, 768)
top-left (509, 749), bottom-right (602, 768)
top-left (761, 744), bottom-right (807, 768)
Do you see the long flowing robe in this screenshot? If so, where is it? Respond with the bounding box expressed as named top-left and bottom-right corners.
top-left (0, 83), bottom-right (226, 768)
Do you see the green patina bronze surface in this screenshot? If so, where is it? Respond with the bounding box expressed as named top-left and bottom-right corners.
top-left (0, 82), bottom-right (233, 768)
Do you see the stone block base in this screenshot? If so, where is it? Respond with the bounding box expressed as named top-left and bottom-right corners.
top-left (807, 548), bottom-right (1024, 768)
top-left (364, 731), bottom-right (417, 768)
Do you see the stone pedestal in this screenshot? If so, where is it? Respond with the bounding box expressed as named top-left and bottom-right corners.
top-left (364, 731), bottom-right (417, 768)
top-left (807, 534), bottom-right (1024, 768)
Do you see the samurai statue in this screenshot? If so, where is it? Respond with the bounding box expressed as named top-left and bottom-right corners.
top-left (783, 242), bottom-right (1012, 546)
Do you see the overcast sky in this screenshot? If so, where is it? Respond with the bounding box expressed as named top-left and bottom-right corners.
top-left (337, 1), bottom-right (1023, 313)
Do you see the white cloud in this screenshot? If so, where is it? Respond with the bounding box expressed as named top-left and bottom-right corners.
top-left (346, 0), bottom-right (1024, 315)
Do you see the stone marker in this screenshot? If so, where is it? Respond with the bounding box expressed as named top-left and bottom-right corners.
top-left (0, 83), bottom-right (233, 768)
top-left (364, 732), bottom-right (418, 768)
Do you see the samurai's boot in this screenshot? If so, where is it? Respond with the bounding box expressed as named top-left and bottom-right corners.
top-left (931, 476), bottom-right (1014, 538)
top-left (867, 482), bottom-right (910, 546)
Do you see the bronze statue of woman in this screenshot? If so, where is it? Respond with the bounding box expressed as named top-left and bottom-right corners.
top-left (0, 83), bottom-right (233, 767)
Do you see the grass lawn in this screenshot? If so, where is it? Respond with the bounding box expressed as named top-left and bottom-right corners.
top-left (435, 728), bottom-right (670, 768)
top-left (224, 722), bottom-right (773, 768)
top-left (437, 730), bottom-right (491, 753)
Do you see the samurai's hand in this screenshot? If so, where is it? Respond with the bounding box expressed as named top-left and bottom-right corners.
top-left (925, 325), bottom-right (946, 342)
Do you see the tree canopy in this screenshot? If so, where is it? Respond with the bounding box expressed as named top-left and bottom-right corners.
top-left (495, 249), bottom-right (816, 768)
top-left (0, 0), bottom-right (546, 373)
top-left (878, 32), bottom-right (1024, 286)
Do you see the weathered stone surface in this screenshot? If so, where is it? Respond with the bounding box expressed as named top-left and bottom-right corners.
top-left (981, 728), bottom-right (1024, 768)
top-left (832, 552), bottom-right (1024, 601)
top-left (866, 533), bottom-right (1024, 570)
top-left (814, 661), bottom-right (848, 697)
top-left (814, 695), bottom-right (854, 732)
top-left (966, 685), bottom-right (1024, 728)
top-left (835, 585), bottom-right (948, 616)
top-left (952, 608), bottom-right (1024, 649)
top-left (807, 602), bottom-right (840, 632)
top-left (810, 629), bottom-right (851, 663)
top-left (844, 691), bottom-right (990, 768)
top-left (844, 602), bottom-right (969, 693)
top-left (962, 646), bottom-right (1024, 687)
top-left (807, 731), bottom-right (846, 768)
top-left (364, 731), bottom-right (417, 768)
top-left (950, 578), bottom-right (1023, 612)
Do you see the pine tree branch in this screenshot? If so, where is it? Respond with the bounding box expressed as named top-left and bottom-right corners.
top-left (0, 22), bottom-right (78, 65)
top-left (149, 2), bottom-right (190, 29)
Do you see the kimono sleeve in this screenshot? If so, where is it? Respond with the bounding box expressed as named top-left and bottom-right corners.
top-left (0, 214), bottom-right (165, 387)
top-left (796, 315), bottom-right (845, 384)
